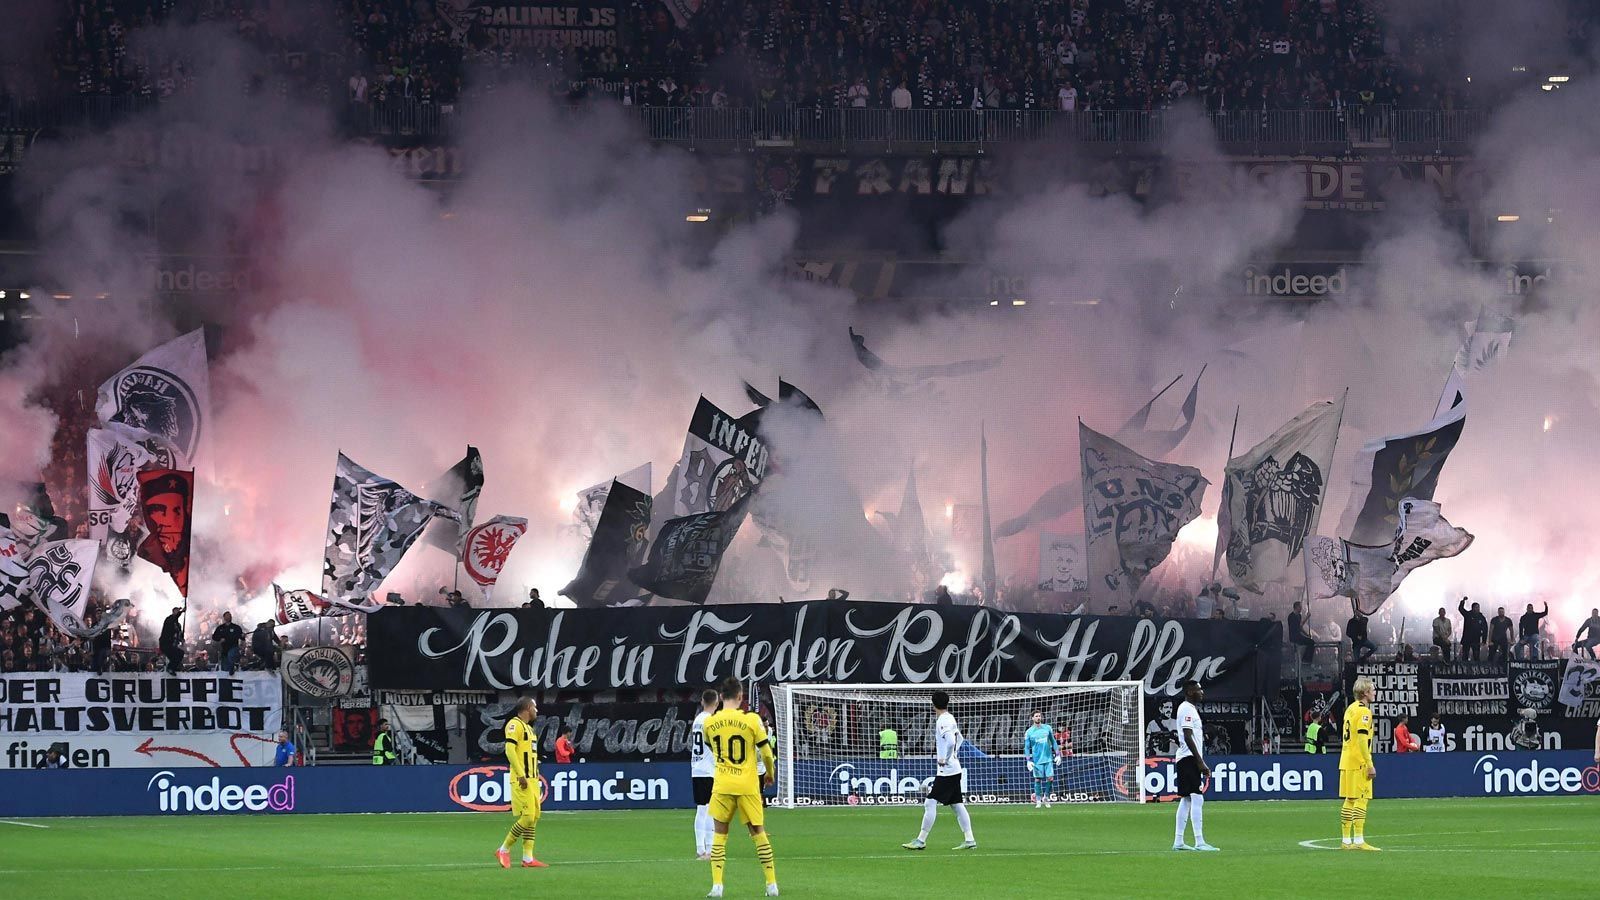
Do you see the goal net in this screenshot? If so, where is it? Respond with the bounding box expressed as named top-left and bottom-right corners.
top-left (770, 682), bottom-right (1144, 808)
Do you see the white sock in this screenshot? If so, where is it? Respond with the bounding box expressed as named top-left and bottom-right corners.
top-left (695, 805), bottom-right (710, 853)
top-left (917, 799), bottom-right (937, 840)
top-left (952, 803), bottom-right (974, 841)
top-left (1188, 793), bottom-right (1205, 844)
top-left (1174, 797), bottom-right (1190, 843)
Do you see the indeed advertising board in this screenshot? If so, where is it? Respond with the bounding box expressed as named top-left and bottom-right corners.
top-left (0, 761), bottom-right (691, 817)
top-left (2, 752), bottom-right (1595, 816)
top-left (1140, 751), bottom-right (1600, 801)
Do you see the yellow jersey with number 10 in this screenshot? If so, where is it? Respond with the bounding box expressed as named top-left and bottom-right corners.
top-left (703, 708), bottom-right (772, 796)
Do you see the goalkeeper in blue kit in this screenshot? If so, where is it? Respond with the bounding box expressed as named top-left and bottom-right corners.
top-left (1023, 710), bottom-right (1060, 808)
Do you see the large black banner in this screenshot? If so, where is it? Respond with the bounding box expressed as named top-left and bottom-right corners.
top-left (368, 600), bottom-right (1281, 698)
top-left (1344, 659), bottom-right (1596, 752)
top-left (464, 700), bottom-right (701, 762)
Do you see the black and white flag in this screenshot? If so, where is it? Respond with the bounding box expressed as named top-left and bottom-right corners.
top-left (1304, 536), bottom-right (1395, 612)
top-left (1080, 423), bottom-right (1206, 605)
top-left (423, 446), bottom-right (483, 554)
top-left (1218, 398), bottom-right (1342, 592)
top-left (1339, 403), bottom-right (1466, 547)
top-left (95, 328), bottom-right (210, 470)
top-left (1038, 532), bottom-right (1087, 593)
top-left (562, 480), bottom-right (652, 607)
top-left (572, 463), bottom-right (651, 542)
top-left (1306, 498), bottom-right (1471, 613)
top-left (274, 584), bottom-right (333, 625)
top-left (658, 396), bottom-right (769, 520)
top-left (86, 427), bottom-right (154, 540)
top-left (321, 453), bottom-right (458, 607)
top-left (25, 540), bottom-right (100, 635)
top-left (0, 550), bottom-right (25, 612)
top-left (996, 372), bottom-right (1200, 538)
top-left (848, 326), bottom-right (1002, 386)
top-left (1454, 311), bottom-right (1515, 372)
top-left (629, 499), bottom-right (750, 605)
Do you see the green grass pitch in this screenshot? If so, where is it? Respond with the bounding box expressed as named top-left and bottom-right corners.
top-left (3, 798), bottom-right (1596, 898)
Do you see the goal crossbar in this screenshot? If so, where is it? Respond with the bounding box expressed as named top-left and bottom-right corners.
top-left (772, 682), bottom-right (1146, 808)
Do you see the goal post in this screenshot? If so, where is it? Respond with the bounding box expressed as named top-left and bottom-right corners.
top-left (771, 682), bottom-right (1145, 808)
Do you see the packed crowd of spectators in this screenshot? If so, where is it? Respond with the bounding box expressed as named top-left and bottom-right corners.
top-left (0, 590), bottom-right (369, 674)
top-left (5, 0), bottom-right (1597, 126)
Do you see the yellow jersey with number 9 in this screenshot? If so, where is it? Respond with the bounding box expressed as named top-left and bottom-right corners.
top-left (1339, 700), bottom-right (1373, 771)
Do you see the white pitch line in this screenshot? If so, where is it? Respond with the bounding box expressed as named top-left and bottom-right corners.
top-left (0, 820), bottom-right (49, 829)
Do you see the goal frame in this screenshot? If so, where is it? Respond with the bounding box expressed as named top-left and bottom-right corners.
top-left (771, 681), bottom-right (1146, 808)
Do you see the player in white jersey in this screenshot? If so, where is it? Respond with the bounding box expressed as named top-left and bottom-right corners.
top-left (902, 690), bottom-right (977, 851)
top-left (1172, 681), bottom-right (1218, 851)
top-left (689, 688), bottom-right (720, 859)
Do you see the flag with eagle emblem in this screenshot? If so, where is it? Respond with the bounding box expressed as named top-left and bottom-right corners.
top-left (460, 515), bottom-right (528, 590)
top-left (1218, 398), bottom-right (1342, 593)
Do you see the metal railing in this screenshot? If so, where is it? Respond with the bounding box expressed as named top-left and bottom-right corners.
top-left (1, 96), bottom-right (1489, 153)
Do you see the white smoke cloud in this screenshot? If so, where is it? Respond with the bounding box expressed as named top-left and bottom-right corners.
top-left (1, 10), bottom-right (1598, 650)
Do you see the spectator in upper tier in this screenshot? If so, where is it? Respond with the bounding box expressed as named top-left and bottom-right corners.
top-left (1287, 601), bottom-right (1316, 665)
top-left (1346, 611), bottom-right (1377, 662)
top-left (1518, 603), bottom-right (1549, 660)
top-left (1432, 607), bottom-right (1454, 662)
top-left (1393, 715), bottom-right (1420, 753)
top-left (1458, 598), bottom-right (1488, 662)
top-left (891, 81), bottom-right (911, 110)
top-left (1489, 607), bottom-right (1514, 663)
top-left (1574, 608), bottom-right (1600, 659)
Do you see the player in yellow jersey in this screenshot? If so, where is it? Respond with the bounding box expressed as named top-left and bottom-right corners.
top-left (702, 677), bottom-right (778, 898)
top-left (1339, 677), bottom-right (1379, 851)
top-left (495, 697), bottom-right (548, 869)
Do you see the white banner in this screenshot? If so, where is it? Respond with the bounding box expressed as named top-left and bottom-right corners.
top-left (1219, 398), bottom-right (1342, 592)
top-left (27, 539), bottom-right (100, 635)
top-left (95, 328), bottom-right (211, 471)
top-left (1037, 532), bottom-right (1087, 593)
top-left (0, 731), bottom-right (280, 768)
top-left (1080, 422), bottom-right (1206, 604)
top-left (0, 672), bottom-right (282, 737)
top-left (86, 427), bottom-right (153, 540)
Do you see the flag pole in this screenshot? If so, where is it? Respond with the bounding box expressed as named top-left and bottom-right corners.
top-left (980, 422), bottom-right (997, 607)
top-left (1148, 372), bottom-right (1185, 406)
top-left (1209, 405), bottom-right (1240, 584)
